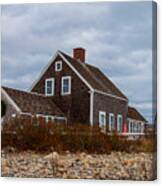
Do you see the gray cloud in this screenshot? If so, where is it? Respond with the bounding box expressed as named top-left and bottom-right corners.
top-left (1, 2), bottom-right (154, 123)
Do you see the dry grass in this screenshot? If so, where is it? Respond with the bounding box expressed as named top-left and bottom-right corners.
top-left (1, 117), bottom-right (156, 153)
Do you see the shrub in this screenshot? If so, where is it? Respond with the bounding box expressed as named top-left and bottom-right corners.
top-left (1, 117), bottom-right (156, 153)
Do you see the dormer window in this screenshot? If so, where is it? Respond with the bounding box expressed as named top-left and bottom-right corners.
top-left (61, 76), bottom-right (71, 95)
top-left (45, 78), bottom-right (54, 96)
top-left (55, 61), bottom-right (62, 71)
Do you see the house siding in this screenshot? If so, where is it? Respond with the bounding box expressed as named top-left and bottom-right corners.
top-left (93, 92), bottom-right (128, 130)
top-left (31, 55), bottom-right (90, 124)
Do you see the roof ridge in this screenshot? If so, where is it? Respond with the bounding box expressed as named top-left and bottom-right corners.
top-left (2, 86), bottom-right (46, 97)
top-left (59, 51), bottom-right (127, 100)
top-left (59, 51), bottom-right (112, 93)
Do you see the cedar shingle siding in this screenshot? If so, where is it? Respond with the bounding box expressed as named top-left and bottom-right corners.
top-left (93, 92), bottom-right (128, 126)
top-left (32, 55), bottom-right (90, 124)
top-left (31, 52), bottom-right (129, 125)
top-left (2, 48), bottom-right (147, 129)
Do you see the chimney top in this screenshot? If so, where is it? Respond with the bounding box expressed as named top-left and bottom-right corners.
top-left (73, 47), bottom-right (86, 63)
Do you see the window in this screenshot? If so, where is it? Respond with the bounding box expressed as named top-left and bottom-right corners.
top-left (12, 114), bottom-right (16, 118)
top-left (109, 113), bottom-right (115, 131)
top-left (99, 111), bottom-right (106, 127)
top-left (117, 115), bottom-right (123, 133)
top-left (45, 116), bottom-right (54, 123)
top-left (61, 76), bottom-right (71, 95)
top-left (129, 120), bottom-right (133, 133)
top-left (129, 120), bottom-right (140, 133)
top-left (141, 122), bottom-right (144, 133)
top-left (45, 78), bottom-right (54, 96)
top-left (133, 121), bottom-right (138, 133)
top-left (55, 61), bottom-right (62, 71)
top-left (137, 122), bottom-right (140, 133)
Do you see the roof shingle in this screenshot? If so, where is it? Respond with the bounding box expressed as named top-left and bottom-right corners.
top-left (2, 86), bottom-right (64, 116)
top-left (128, 106), bottom-right (147, 122)
top-left (59, 51), bottom-right (127, 100)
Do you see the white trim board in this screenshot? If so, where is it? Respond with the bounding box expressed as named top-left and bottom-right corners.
top-left (21, 112), bottom-right (67, 120)
top-left (1, 88), bottom-right (21, 112)
top-left (94, 89), bottom-right (128, 102)
top-left (89, 91), bottom-right (94, 125)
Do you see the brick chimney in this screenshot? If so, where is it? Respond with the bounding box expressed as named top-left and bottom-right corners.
top-left (73, 47), bottom-right (85, 63)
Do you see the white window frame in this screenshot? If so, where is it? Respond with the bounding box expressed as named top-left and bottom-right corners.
top-left (128, 120), bottom-right (133, 133)
top-left (132, 121), bottom-right (136, 133)
top-left (36, 114), bottom-right (67, 123)
top-left (61, 76), bottom-right (71, 95)
top-left (128, 119), bottom-right (145, 134)
top-left (109, 113), bottom-right (115, 132)
top-left (55, 61), bottom-right (62, 71)
top-left (45, 115), bottom-right (54, 123)
top-left (12, 114), bottom-right (16, 118)
top-left (141, 122), bottom-right (144, 133)
top-left (45, 78), bottom-right (55, 96)
top-left (99, 111), bottom-right (106, 127)
top-left (117, 114), bottom-right (123, 133)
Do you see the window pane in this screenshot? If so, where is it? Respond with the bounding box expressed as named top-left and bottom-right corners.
top-left (109, 114), bottom-right (115, 131)
top-left (118, 116), bottom-right (122, 132)
top-left (129, 121), bottom-right (131, 133)
top-left (46, 80), bottom-right (53, 95)
top-left (47, 81), bottom-right (52, 87)
top-left (99, 112), bottom-right (106, 127)
top-left (64, 79), bottom-right (69, 86)
top-left (47, 87), bottom-right (51, 94)
top-left (63, 78), bottom-right (70, 93)
top-left (101, 114), bottom-right (105, 124)
top-left (63, 85), bottom-right (68, 93)
top-left (131, 122), bottom-right (133, 133)
top-left (57, 63), bottom-right (61, 69)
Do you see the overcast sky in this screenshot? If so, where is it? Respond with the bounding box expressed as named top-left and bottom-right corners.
top-left (1, 1), bottom-right (155, 123)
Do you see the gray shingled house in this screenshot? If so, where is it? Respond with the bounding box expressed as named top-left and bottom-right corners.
top-left (1, 48), bottom-right (147, 134)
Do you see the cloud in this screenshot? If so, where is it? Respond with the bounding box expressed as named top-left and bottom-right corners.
top-left (1, 2), bottom-right (154, 122)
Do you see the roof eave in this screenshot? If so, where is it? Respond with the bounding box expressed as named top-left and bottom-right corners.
top-left (1, 88), bottom-right (21, 113)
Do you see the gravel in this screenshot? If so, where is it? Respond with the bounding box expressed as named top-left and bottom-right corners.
top-left (1, 150), bottom-right (156, 180)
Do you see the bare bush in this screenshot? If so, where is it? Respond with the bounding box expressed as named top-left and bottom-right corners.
top-left (1, 117), bottom-right (156, 153)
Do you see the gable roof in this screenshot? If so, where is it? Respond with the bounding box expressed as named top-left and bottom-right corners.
top-left (59, 51), bottom-right (127, 100)
top-left (128, 106), bottom-right (147, 122)
top-left (30, 50), bottom-right (127, 101)
top-left (2, 86), bottom-right (64, 116)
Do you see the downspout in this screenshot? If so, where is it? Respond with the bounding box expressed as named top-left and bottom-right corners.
top-left (90, 90), bottom-right (94, 125)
